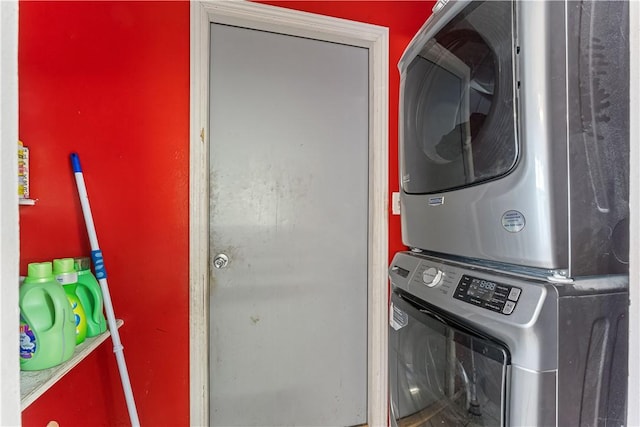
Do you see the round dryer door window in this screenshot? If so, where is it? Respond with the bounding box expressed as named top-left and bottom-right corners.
top-left (401, 0), bottom-right (517, 194)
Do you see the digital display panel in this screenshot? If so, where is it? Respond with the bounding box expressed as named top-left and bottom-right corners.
top-left (466, 278), bottom-right (496, 301)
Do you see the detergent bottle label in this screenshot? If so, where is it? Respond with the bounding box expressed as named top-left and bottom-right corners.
top-left (56, 271), bottom-right (78, 285)
top-left (19, 320), bottom-right (37, 359)
top-left (71, 301), bottom-right (81, 333)
top-left (65, 293), bottom-right (87, 344)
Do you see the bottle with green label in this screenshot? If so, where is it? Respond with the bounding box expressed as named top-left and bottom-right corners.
top-left (20, 262), bottom-right (76, 370)
top-left (74, 257), bottom-right (107, 337)
top-left (53, 258), bottom-right (87, 345)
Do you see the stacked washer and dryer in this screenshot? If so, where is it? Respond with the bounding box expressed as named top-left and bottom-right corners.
top-left (389, 1), bottom-right (630, 426)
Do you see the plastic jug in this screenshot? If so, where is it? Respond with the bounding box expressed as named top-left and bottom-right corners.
top-left (74, 257), bottom-right (107, 337)
top-left (20, 262), bottom-right (77, 370)
top-left (53, 258), bottom-right (87, 344)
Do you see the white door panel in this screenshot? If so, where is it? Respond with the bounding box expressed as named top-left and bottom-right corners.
top-left (209, 23), bottom-right (368, 426)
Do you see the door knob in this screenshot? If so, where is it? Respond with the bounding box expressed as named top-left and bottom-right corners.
top-left (213, 253), bottom-right (229, 269)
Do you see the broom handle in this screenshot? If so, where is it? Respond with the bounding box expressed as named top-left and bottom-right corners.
top-left (71, 153), bottom-right (140, 427)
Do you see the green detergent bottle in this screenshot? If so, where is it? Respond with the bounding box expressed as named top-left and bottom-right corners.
top-left (20, 262), bottom-right (77, 370)
top-left (53, 258), bottom-right (87, 345)
top-left (74, 257), bottom-right (107, 337)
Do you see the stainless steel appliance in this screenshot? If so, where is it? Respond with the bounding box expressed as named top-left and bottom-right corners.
top-left (398, 0), bottom-right (629, 277)
top-left (388, 251), bottom-right (628, 426)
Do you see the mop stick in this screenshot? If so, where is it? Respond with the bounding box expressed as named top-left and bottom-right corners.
top-left (70, 153), bottom-right (141, 427)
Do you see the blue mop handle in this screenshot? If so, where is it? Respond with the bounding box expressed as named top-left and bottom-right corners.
top-left (70, 154), bottom-right (108, 280)
top-left (70, 153), bottom-right (101, 256)
top-left (71, 152), bottom-right (82, 173)
top-left (70, 153), bottom-right (140, 426)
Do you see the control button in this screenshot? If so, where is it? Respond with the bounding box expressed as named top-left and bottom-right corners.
top-left (485, 303), bottom-right (503, 312)
top-left (422, 267), bottom-right (444, 288)
top-left (496, 284), bottom-right (510, 293)
top-left (454, 284), bottom-right (467, 292)
top-left (508, 287), bottom-right (522, 301)
top-left (502, 301), bottom-right (516, 315)
top-left (493, 290), bottom-right (509, 298)
top-left (469, 297), bottom-right (483, 306)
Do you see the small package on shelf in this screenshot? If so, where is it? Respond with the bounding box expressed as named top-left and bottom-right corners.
top-left (18, 140), bottom-right (29, 199)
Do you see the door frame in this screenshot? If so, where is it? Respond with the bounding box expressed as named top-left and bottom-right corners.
top-left (0, 1), bottom-right (21, 425)
top-left (189, 1), bottom-right (389, 425)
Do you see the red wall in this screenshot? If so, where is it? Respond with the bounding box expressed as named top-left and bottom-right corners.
top-left (19, 1), bottom-right (190, 426)
top-left (19, 1), bottom-right (431, 425)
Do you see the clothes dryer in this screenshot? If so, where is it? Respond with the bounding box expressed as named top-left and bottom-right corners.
top-left (399, 0), bottom-right (630, 276)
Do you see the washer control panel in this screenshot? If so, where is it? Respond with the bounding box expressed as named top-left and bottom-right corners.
top-left (453, 275), bottom-right (521, 315)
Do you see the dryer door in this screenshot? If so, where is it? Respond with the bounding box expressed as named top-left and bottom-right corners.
top-left (389, 292), bottom-right (510, 427)
top-left (400, 0), bottom-right (516, 195)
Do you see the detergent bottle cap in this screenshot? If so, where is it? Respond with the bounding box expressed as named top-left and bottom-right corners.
top-left (25, 262), bottom-right (54, 281)
top-left (53, 258), bottom-right (78, 285)
top-left (74, 257), bottom-right (91, 272)
top-left (52, 258), bottom-right (75, 274)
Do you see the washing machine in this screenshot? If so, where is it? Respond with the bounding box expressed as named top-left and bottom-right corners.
top-left (388, 251), bottom-right (628, 426)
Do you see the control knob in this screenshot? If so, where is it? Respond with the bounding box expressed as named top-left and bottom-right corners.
top-left (422, 267), bottom-right (444, 288)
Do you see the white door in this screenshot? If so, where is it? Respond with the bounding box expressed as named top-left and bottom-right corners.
top-left (208, 23), bottom-right (369, 426)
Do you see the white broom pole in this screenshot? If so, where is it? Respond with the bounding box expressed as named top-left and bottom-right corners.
top-left (71, 153), bottom-right (140, 426)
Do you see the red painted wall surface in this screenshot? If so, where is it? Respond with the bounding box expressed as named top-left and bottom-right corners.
top-left (19, 1), bottom-right (190, 426)
top-left (18, 1), bottom-right (430, 425)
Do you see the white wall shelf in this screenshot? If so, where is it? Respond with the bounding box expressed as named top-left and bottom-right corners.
top-left (18, 199), bottom-right (36, 206)
top-left (20, 319), bottom-right (123, 410)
